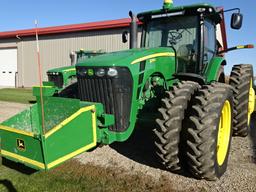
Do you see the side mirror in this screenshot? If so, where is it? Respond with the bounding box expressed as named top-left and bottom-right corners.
top-left (231, 13), bottom-right (243, 29)
top-left (122, 31), bottom-right (128, 43)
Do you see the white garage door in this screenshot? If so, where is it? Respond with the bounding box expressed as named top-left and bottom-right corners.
top-left (0, 48), bottom-right (17, 87)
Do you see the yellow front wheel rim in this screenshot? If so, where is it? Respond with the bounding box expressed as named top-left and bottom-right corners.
top-left (217, 100), bottom-right (232, 166)
top-left (248, 79), bottom-right (255, 124)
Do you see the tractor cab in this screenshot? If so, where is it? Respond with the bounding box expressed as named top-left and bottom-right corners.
top-left (137, 2), bottom-right (242, 82)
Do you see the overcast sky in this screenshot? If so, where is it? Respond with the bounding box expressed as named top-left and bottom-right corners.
top-left (0, 0), bottom-right (255, 73)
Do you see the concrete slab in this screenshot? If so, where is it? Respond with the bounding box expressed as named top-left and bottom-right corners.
top-left (0, 101), bottom-right (28, 122)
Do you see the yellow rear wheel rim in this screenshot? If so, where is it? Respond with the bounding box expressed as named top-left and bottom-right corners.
top-left (217, 100), bottom-right (231, 166)
top-left (248, 79), bottom-right (255, 124)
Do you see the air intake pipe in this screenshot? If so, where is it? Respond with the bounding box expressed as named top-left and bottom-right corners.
top-left (129, 11), bottom-right (138, 49)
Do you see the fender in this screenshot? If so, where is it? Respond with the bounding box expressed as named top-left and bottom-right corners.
top-left (204, 57), bottom-right (227, 83)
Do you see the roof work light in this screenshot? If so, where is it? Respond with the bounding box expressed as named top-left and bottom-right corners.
top-left (163, 0), bottom-right (173, 9)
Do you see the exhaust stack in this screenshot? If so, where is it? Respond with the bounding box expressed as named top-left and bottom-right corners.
top-left (129, 11), bottom-right (137, 49)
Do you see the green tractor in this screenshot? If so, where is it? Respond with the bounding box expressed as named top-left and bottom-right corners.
top-left (46, 49), bottom-right (105, 92)
top-left (0, 0), bottom-right (255, 180)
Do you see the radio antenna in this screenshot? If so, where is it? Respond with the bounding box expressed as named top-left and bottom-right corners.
top-left (35, 20), bottom-right (45, 134)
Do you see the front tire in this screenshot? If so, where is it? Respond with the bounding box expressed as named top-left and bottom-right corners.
top-left (185, 83), bottom-right (233, 180)
top-left (154, 81), bottom-right (200, 171)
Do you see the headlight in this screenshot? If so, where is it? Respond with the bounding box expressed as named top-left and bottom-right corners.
top-left (95, 68), bottom-right (105, 77)
top-left (52, 72), bottom-right (59, 75)
top-left (107, 68), bottom-right (118, 77)
top-left (77, 69), bottom-right (87, 77)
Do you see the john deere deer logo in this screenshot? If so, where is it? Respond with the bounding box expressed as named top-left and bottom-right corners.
top-left (17, 139), bottom-right (25, 151)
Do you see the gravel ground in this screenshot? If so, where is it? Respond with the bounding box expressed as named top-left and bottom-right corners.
top-left (1, 101), bottom-right (256, 192)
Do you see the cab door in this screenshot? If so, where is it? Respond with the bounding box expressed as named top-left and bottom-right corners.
top-left (202, 20), bottom-right (216, 69)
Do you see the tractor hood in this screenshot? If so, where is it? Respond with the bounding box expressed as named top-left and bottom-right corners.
top-left (47, 65), bottom-right (75, 73)
top-left (76, 47), bottom-right (175, 67)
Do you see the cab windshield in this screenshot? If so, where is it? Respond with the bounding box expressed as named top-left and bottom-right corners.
top-left (76, 52), bottom-right (104, 63)
top-left (77, 53), bottom-right (94, 63)
top-left (143, 15), bottom-right (199, 73)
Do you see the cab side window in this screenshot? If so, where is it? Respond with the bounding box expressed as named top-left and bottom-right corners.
top-left (203, 20), bottom-right (216, 65)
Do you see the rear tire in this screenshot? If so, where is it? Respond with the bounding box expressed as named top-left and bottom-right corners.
top-left (185, 83), bottom-right (233, 180)
top-left (229, 64), bottom-right (254, 137)
top-left (154, 81), bottom-right (200, 171)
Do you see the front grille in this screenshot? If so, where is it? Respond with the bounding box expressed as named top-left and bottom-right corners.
top-left (77, 67), bottom-right (133, 132)
top-left (48, 74), bottom-right (64, 88)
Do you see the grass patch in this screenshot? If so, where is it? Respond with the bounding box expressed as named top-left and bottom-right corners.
top-left (0, 159), bottom-right (175, 192)
top-left (0, 88), bottom-right (35, 104)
